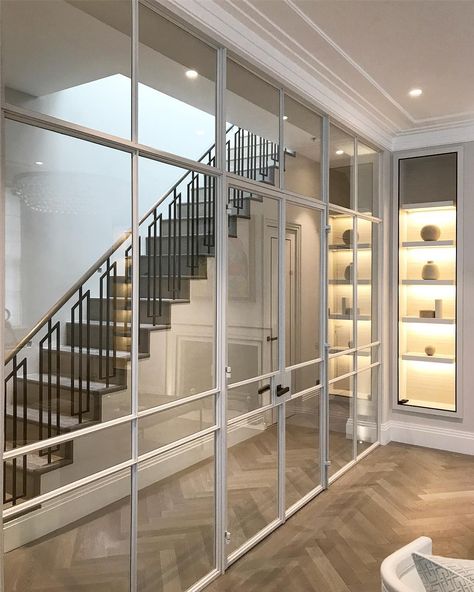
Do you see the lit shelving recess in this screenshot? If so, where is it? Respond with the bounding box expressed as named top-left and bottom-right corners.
top-left (397, 151), bottom-right (457, 413)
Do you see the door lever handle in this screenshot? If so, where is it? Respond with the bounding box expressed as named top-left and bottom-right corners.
top-left (257, 383), bottom-right (271, 394)
top-left (266, 335), bottom-right (278, 342)
top-left (276, 384), bottom-right (290, 397)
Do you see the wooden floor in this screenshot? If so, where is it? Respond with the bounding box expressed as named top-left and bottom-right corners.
top-left (5, 439), bottom-right (474, 592)
top-left (207, 442), bottom-right (474, 592)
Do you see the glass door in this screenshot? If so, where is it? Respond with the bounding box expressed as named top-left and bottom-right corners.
top-left (225, 185), bottom-right (325, 560)
top-left (226, 187), bottom-right (281, 560)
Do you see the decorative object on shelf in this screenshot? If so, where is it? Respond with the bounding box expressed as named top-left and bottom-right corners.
top-left (422, 260), bottom-right (439, 280)
top-left (435, 299), bottom-right (443, 319)
top-left (425, 345), bottom-right (436, 357)
top-left (420, 224), bottom-right (441, 242)
top-left (344, 263), bottom-right (353, 280)
top-left (342, 229), bottom-right (359, 245)
top-left (341, 297), bottom-right (348, 315)
top-left (419, 310), bottom-right (435, 318)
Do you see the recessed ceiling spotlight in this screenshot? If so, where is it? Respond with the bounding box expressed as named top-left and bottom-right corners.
top-left (35, 161), bottom-right (44, 166)
top-left (185, 69), bottom-right (198, 80)
top-left (409, 88), bottom-right (423, 97)
top-left (283, 115), bottom-right (288, 121)
top-left (335, 149), bottom-right (344, 155)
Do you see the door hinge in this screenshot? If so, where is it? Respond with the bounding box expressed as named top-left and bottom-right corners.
top-left (225, 366), bottom-right (232, 379)
top-left (324, 460), bottom-right (332, 467)
top-left (325, 224), bottom-right (331, 234)
top-left (224, 531), bottom-right (231, 544)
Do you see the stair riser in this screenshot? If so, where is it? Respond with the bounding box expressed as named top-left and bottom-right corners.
top-left (12, 381), bottom-right (101, 420)
top-left (88, 299), bottom-right (171, 326)
top-left (3, 462), bottom-right (40, 502)
top-left (146, 235), bottom-right (215, 257)
top-left (40, 349), bottom-right (129, 384)
top-left (111, 277), bottom-right (191, 300)
top-left (139, 254), bottom-right (208, 278)
top-left (65, 323), bottom-right (157, 354)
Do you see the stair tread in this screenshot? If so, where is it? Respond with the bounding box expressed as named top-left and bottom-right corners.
top-left (56, 345), bottom-right (149, 360)
top-left (68, 320), bottom-right (171, 330)
top-left (4, 402), bottom-right (95, 428)
top-left (4, 449), bottom-right (71, 472)
top-left (21, 373), bottom-right (125, 393)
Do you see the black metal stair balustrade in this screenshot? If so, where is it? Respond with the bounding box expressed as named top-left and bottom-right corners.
top-left (2, 123), bottom-right (281, 506)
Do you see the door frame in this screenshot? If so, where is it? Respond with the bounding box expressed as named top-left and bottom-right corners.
top-left (223, 177), bottom-right (327, 566)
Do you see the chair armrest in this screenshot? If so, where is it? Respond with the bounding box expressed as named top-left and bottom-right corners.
top-left (381, 536), bottom-right (432, 592)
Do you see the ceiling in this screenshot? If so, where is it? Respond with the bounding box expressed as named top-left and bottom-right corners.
top-left (168, 0), bottom-right (474, 149)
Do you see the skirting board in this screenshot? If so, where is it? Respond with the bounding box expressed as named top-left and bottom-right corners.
top-left (381, 420), bottom-right (474, 455)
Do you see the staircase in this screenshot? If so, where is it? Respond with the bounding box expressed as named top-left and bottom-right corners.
top-left (3, 127), bottom-right (280, 507)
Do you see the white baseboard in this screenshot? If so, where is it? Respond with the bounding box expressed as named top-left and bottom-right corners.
top-left (381, 420), bottom-right (474, 455)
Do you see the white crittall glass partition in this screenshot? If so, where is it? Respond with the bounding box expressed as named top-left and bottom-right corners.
top-left (0, 2), bottom-right (382, 591)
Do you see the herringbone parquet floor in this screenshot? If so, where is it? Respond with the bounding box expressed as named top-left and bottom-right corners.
top-left (5, 438), bottom-right (474, 592)
top-left (207, 442), bottom-right (474, 592)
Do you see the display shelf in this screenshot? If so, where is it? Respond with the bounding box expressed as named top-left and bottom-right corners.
top-left (401, 200), bottom-right (455, 211)
top-left (329, 314), bottom-right (370, 321)
top-left (329, 243), bottom-right (370, 251)
top-left (329, 347), bottom-right (370, 356)
top-left (401, 240), bottom-right (455, 248)
top-left (401, 316), bottom-right (455, 324)
top-left (401, 352), bottom-right (454, 364)
top-left (328, 279), bottom-right (371, 285)
top-left (397, 151), bottom-right (457, 413)
top-left (398, 398), bottom-right (455, 411)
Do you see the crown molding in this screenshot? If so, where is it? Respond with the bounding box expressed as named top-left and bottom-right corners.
top-left (159, 0), bottom-right (395, 150)
top-left (393, 118), bottom-right (474, 151)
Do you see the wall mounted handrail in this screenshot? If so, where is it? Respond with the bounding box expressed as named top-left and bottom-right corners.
top-left (5, 126), bottom-right (235, 365)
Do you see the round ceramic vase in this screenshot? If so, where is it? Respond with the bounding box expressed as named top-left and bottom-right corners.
top-left (422, 260), bottom-right (439, 280)
top-left (420, 225), bottom-right (440, 242)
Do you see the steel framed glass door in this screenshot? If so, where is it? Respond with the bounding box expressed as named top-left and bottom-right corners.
top-left (225, 183), bottom-right (325, 562)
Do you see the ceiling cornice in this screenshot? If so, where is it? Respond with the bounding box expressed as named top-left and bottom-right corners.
top-left (160, 0), bottom-right (395, 150)
top-left (159, 0), bottom-right (474, 152)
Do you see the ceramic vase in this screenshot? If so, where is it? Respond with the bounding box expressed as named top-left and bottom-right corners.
top-left (422, 261), bottom-right (439, 280)
top-left (425, 345), bottom-right (436, 357)
top-left (420, 224), bottom-right (441, 242)
top-left (342, 229), bottom-right (359, 246)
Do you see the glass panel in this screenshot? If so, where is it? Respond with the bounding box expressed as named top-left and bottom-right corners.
top-left (3, 0), bottom-right (131, 138)
top-left (356, 366), bottom-right (378, 455)
top-left (328, 212), bottom-right (354, 352)
top-left (138, 5), bottom-right (216, 162)
top-left (4, 469), bottom-right (131, 591)
top-left (357, 218), bottom-right (374, 347)
top-left (283, 97), bottom-right (322, 199)
top-left (357, 345), bottom-right (379, 372)
top-left (227, 410), bottom-right (278, 554)
top-left (3, 121), bottom-right (132, 463)
top-left (227, 189), bottom-right (279, 384)
top-left (138, 157), bottom-right (216, 410)
top-left (398, 153), bottom-right (457, 412)
top-left (290, 363), bottom-right (321, 396)
top-left (137, 434), bottom-right (215, 591)
top-left (329, 375), bottom-right (354, 475)
top-left (329, 125), bottom-right (355, 209)
top-left (226, 60), bottom-right (280, 186)
top-left (228, 378), bottom-right (273, 421)
top-left (138, 396), bottom-right (215, 454)
top-left (4, 423), bottom-right (131, 508)
top-left (285, 391), bottom-right (320, 508)
top-left (357, 142), bottom-right (379, 215)
top-left (285, 203), bottom-right (322, 366)
top-left (328, 354), bottom-right (354, 381)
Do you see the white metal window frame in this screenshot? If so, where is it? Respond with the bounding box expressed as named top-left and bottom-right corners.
top-left (0, 1), bottom-right (384, 590)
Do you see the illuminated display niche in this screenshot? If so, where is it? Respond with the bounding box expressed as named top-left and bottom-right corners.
top-left (398, 152), bottom-right (457, 412)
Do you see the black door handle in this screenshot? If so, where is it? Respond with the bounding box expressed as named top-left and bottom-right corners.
top-left (266, 336), bottom-right (278, 342)
top-left (276, 384), bottom-right (290, 397)
top-left (257, 383), bottom-right (271, 394)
